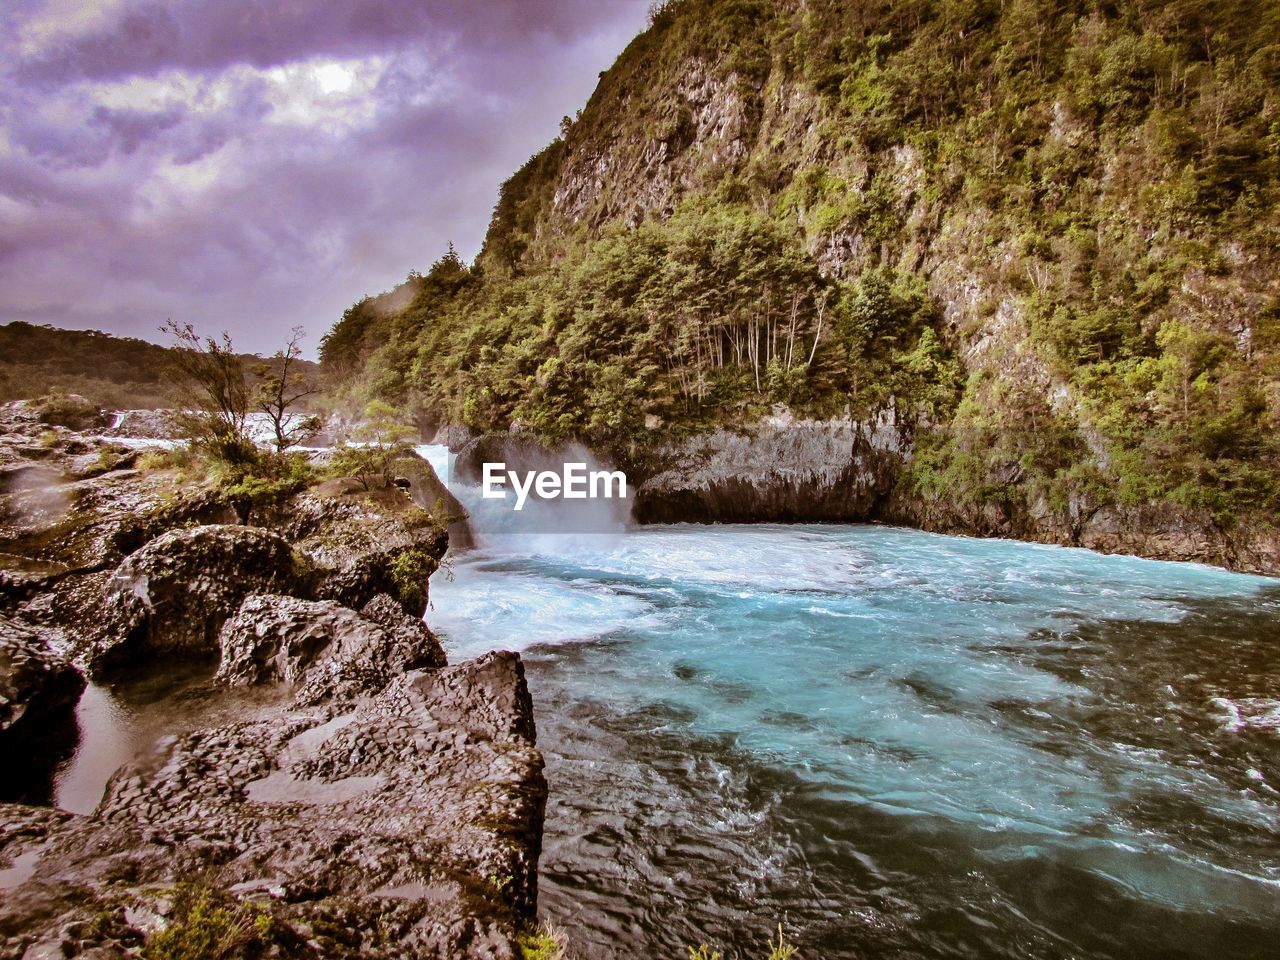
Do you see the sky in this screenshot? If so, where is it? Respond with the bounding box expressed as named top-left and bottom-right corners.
top-left (0, 0), bottom-right (652, 355)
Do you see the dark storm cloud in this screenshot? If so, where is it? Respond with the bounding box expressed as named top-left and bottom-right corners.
top-left (19, 0), bottom-right (637, 83)
top-left (91, 104), bottom-right (185, 155)
top-left (0, 0), bottom-right (651, 353)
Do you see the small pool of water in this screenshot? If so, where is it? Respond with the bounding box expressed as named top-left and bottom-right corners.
top-left (3, 657), bottom-right (289, 815)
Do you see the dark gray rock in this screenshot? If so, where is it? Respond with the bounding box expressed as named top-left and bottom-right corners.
top-left (359, 592), bottom-right (448, 671)
top-left (431, 423), bottom-right (475, 451)
top-left (92, 525), bottom-right (306, 672)
top-left (215, 592), bottom-right (445, 705)
top-left (397, 454), bottom-right (473, 551)
top-left (0, 651), bottom-right (545, 960)
top-left (883, 481), bottom-right (1280, 574)
top-left (285, 493), bottom-right (448, 617)
top-left (0, 617), bottom-right (84, 741)
top-left (633, 411), bottom-right (907, 523)
top-left (0, 414), bottom-right (542, 956)
top-left (215, 594), bottom-right (360, 688)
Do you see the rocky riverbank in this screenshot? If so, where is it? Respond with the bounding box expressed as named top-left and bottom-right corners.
top-left (0, 400), bottom-right (546, 959)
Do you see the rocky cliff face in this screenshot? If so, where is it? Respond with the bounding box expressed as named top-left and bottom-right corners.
top-left (631, 410), bottom-right (906, 523)
top-left (626, 412), bottom-right (1280, 573)
top-left (375, 0), bottom-right (1273, 572)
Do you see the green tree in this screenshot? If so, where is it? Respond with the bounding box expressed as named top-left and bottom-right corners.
top-left (329, 400), bottom-right (417, 491)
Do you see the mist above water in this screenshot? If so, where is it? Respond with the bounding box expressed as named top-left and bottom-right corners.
top-left (1, 464), bottom-right (73, 532)
top-left (417, 442), bottom-right (631, 546)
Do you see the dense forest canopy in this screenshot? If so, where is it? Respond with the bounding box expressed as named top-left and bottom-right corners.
top-left (321, 0), bottom-right (1280, 524)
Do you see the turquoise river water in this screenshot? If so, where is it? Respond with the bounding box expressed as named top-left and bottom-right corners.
top-left (425, 511), bottom-right (1280, 959)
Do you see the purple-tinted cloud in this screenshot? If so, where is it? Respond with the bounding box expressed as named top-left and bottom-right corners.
top-left (18, 0), bottom-right (639, 83)
top-left (0, 0), bottom-right (650, 354)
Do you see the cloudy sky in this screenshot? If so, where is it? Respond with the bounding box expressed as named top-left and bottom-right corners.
top-left (0, 0), bottom-right (651, 355)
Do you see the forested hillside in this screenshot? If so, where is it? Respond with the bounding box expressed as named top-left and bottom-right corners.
top-left (0, 322), bottom-right (321, 410)
top-left (322, 0), bottom-right (1280, 530)
top-left (0, 323), bottom-right (178, 408)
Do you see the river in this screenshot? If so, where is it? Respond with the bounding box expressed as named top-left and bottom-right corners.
top-left (422, 446), bottom-right (1280, 960)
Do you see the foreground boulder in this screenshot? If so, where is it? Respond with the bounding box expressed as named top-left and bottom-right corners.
top-left (0, 419), bottom-right (548, 957)
top-left (285, 490), bottom-right (448, 617)
top-left (216, 592), bottom-right (446, 706)
top-left (93, 525), bottom-right (306, 672)
top-left (0, 651), bottom-right (546, 960)
top-left (67, 483), bottom-right (449, 672)
top-left (0, 618), bottom-right (83, 741)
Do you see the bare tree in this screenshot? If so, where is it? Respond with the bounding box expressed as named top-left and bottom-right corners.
top-left (252, 326), bottom-right (319, 453)
top-left (162, 318), bottom-right (253, 463)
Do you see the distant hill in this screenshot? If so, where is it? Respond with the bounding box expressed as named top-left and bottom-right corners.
top-left (0, 322), bottom-right (321, 410)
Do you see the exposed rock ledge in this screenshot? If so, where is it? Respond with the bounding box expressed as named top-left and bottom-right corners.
top-left (0, 405), bottom-right (546, 958)
top-left (631, 411), bottom-right (906, 523)
top-left (0, 593), bottom-right (545, 959)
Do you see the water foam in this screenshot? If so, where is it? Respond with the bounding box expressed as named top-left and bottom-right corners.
top-left (424, 516), bottom-right (1280, 956)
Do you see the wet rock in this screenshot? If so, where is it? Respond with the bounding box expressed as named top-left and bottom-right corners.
top-left (0, 465), bottom-right (74, 543)
top-left (215, 595), bottom-right (358, 688)
top-left (101, 409), bottom-right (181, 441)
top-left (633, 410), bottom-right (907, 523)
top-left (0, 617), bottom-right (83, 742)
top-left (0, 566), bottom-right (69, 614)
top-left (430, 423), bottom-right (475, 451)
top-left (92, 525), bottom-right (307, 672)
top-left (106, 486), bottom-right (240, 558)
top-left (452, 434), bottom-right (565, 485)
top-left (396, 454), bottom-right (472, 552)
top-left (883, 486), bottom-right (1280, 575)
top-left (215, 592), bottom-right (445, 704)
top-left (359, 593), bottom-right (448, 671)
top-left (1, 463), bottom-right (235, 580)
top-left (0, 651), bottom-right (545, 960)
top-left (0, 411), bottom-right (541, 956)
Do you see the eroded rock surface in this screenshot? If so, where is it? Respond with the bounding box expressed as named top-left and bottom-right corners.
top-left (93, 525), bottom-right (306, 672)
top-left (283, 491), bottom-right (448, 618)
top-left (0, 411), bottom-right (545, 958)
top-left (0, 617), bottom-right (83, 741)
top-left (0, 643), bottom-right (544, 959)
top-left (216, 592), bottom-right (446, 705)
top-left (633, 411), bottom-right (907, 523)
